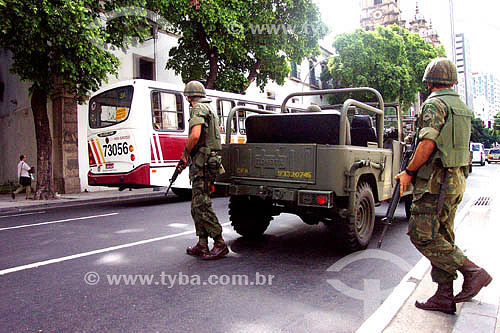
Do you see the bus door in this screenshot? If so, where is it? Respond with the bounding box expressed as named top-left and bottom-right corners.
top-left (236, 102), bottom-right (264, 143)
top-left (216, 99), bottom-right (238, 144)
top-left (150, 89), bottom-right (189, 187)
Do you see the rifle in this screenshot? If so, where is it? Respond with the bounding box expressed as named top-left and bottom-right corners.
top-left (165, 159), bottom-right (186, 197)
top-left (377, 135), bottom-right (417, 248)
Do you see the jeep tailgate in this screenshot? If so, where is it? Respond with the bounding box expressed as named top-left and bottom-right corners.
top-left (228, 143), bottom-right (316, 184)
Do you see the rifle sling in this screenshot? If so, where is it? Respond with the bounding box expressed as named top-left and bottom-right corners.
top-left (437, 169), bottom-right (450, 214)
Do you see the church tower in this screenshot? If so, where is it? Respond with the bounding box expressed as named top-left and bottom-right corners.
top-left (360, 0), bottom-right (404, 31)
top-left (408, 2), bottom-right (441, 46)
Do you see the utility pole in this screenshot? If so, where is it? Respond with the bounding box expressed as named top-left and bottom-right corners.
top-left (449, 0), bottom-right (456, 64)
top-left (449, 0), bottom-right (457, 93)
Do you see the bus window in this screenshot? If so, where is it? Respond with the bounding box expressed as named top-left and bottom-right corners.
top-left (265, 105), bottom-right (280, 112)
top-left (217, 99), bottom-right (237, 134)
top-left (237, 103), bottom-right (263, 134)
top-left (89, 86), bottom-right (133, 129)
top-left (151, 91), bottom-right (184, 131)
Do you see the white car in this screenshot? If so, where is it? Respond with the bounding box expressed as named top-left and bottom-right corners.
top-left (470, 142), bottom-right (486, 166)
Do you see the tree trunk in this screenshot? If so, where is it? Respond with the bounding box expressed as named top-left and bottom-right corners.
top-left (31, 87), bottom-right (55, 199)
top-left (196, 22), bottom-right (217, 89)
top-left (205, 51), bottom-right (218, 89)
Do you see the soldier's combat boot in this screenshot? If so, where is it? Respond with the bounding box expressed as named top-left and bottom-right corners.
top-left (186, 238), bottom-right (209, 256)
top-left (454, 258), bottom-right (492, 302)
top-left (202, 236), bottom-right (229, 260)
top-left (415, 282), bottom-right (456, 314)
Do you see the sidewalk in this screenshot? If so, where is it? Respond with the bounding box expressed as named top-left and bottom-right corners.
top-left (0, 188), bottom-right (169, 214)
top-left (358, 194), bottom-right (500, 333)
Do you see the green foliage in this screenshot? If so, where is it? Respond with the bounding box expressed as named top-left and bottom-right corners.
top-left (159, 0), bottom-right (327, 93)
top-left (0, 0), bottom-right (153, 102)
top-left (471, 117), bottom-right (500, 147)
top-left (493, 112), bottom-right (500, 137)
top-left (322, 25), bottom-right (445, 111)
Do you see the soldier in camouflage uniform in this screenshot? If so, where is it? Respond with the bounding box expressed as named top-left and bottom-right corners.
top-left (396, 58), bottom-right (492, 314)
top-left (178, 81), bottom-right (229, 260)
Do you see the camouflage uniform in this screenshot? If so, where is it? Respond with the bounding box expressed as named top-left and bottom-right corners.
top-left (409, 89), bottom-right (469, 284)
top-left (188, 99), bottom-right (224, 239)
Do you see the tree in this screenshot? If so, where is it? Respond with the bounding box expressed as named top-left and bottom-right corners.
top-left (322, 25), bottom-right (445, 111)
top-left (493, 112), bottom-right (500, 137)
top-left (0, 0), bottom-right (152, 199)
top-left (159, 0), bottom-right (327, 93)
top-left (471, 117), bottom-right (500, 147)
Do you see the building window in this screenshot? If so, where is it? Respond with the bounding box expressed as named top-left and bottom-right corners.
top-left (290, 61), bottom-right (300, 80)
top-left (151, 91), bottom-right (184, 131)
top-left (374, 0), bottom-right (382, 5)
top-left (309, 61), bottom-right (318, 87)
top-left (134, 55), bottom-right (155, 80)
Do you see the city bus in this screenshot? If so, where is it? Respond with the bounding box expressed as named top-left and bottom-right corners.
top-left (87, 79), bottom-right (305, 195)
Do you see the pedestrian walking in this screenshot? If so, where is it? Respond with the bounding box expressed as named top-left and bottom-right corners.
top-left (396, 58), bottom-right (492, 314)
top-left (12, 155), bottom-right (33, 200)
top-left (177, 80), bottom-right (228, 260)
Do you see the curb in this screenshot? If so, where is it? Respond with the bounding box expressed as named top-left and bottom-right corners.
top-left (0, 191), bottom-right (170, 214)
top-left (356, 195), bottom-right (478, 333)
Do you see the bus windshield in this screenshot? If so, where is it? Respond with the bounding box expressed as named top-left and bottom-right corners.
top-left (89, 86), bottom-right (134, 129)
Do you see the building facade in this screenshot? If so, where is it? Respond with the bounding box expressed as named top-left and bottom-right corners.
top-left (360, 0), bottom-right (404, 31)
top-left (472, 72), bottom-right (500, 128)
top-left (360, 0), bottom-right (440, 46)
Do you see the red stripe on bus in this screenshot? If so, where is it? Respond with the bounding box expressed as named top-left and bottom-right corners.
top-left (150, 140), bottom-right (157, 163)
top-left (153, 134), bottom-right (162, 162)
top-left (91, 139), bottom-right (102, 165)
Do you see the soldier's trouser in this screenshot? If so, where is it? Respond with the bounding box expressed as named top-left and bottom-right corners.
top-left (408, 192), bottom-right (467, 283)
top-left (191, 175), bottom-right (222, 239)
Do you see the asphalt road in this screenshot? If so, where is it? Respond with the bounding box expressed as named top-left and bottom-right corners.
top-left (0, 163), bottom-right (496, 332)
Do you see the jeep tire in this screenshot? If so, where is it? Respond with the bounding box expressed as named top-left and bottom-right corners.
top-left (229, 196), bottom-right (273, 238)
top-left (341, 182), bottom-right (375, 251)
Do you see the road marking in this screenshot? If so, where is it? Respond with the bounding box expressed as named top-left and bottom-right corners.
top-left (0, 211), bottom-right (46, 219)
top-left (0, 222), bottom-right (231, 276)
top-left (0, 213), bottom-right (118, 231)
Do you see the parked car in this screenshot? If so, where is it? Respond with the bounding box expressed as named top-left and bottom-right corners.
top-left (470, 142), bottom-right (486, 166)
top-left (487, 148), bottom-right (500, 163)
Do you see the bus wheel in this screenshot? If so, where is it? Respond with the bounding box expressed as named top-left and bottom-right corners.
top-left (171, 188), bottom-right (192, 199)
top-left (229, 196), bottom-right (273, 238)
top-left (339, 182), bottom-right (375, 251)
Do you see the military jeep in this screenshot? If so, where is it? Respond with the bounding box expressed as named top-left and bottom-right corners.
top-left (218, 88), bottom-right (409, 251)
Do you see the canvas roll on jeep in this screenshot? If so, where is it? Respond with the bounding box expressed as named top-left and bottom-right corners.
top-left (217, 88), bottom-right (410, 251)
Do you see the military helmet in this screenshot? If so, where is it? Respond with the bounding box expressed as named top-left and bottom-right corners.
top-left (422, 57), bottom-right (458, 85)
top-left (306, 105), bottom-right (321, 112)
top-left (184, 80), bottom-right (206, 97)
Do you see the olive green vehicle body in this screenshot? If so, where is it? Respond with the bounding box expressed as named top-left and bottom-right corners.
top-left (218, 88), bottom-right (409, 251)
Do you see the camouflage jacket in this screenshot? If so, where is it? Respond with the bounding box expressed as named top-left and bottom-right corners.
top-left (414, 89), bottom-right (467, 198)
